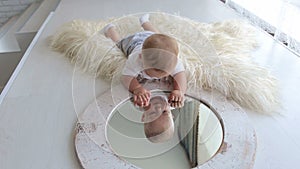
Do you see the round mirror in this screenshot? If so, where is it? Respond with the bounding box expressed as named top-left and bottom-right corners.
top-left (106, 91), bottom-right (224, 168)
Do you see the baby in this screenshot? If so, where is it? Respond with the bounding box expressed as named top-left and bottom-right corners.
top-left (141, 94), bottom-right (175, 143)
top-left (103, 14), bottom-right (187, 108)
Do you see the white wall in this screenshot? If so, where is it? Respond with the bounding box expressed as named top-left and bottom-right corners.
top-left (0, 0), bottom-right (41, 28)
top-left (0, 51), bottom-right (23, 93)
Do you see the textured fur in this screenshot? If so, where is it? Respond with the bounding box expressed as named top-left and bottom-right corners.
top-left (49, 12), bottom-right (280, 114)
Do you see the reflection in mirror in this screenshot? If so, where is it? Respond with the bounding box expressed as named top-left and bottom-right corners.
top-left (141, 94), bottom-right (175, 143)
top-left (106, 91), bottom-right (224, 169)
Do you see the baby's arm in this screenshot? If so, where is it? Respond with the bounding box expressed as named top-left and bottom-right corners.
top-left (169, 71), bottom-right (187, 107)
top-left (122, 75), bottom-right (150, 106)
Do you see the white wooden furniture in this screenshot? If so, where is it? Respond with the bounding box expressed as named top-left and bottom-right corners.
top-left (75, 88), bottom-right (256, 169)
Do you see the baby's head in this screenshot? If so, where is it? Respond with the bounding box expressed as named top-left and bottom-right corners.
top-left (141, 95), bottom-right (174, 143)
top-left (142, 34), bottom-right (179, 78)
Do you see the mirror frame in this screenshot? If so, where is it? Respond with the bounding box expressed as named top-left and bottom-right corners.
top-left (74, 89), bottom-right (256, 169)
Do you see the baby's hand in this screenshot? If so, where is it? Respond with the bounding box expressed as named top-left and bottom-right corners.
top-left (133, 86), bottom-right (150, 107)
top-left (168, 90), bottom-right (185, 108)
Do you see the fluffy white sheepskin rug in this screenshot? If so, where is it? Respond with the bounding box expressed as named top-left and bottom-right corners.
top-left (49, 12), bottom-right (279, 114)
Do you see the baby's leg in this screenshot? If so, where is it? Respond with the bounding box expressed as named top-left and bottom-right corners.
top-left (139, 14), bottom-right (160, 33)
top-left (103, 24), bottom-right (121, 42)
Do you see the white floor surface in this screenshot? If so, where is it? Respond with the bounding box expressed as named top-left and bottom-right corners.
top-left (0, 0), bottom-right (299, 169)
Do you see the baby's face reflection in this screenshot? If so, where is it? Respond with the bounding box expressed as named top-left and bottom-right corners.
top-left (141, 95), bottom-right (173, 123)
top-left (141, 95), bottom-right (175, 143)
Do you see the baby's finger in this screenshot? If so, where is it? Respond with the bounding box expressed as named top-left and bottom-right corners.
top-left (141, 94), bottom-right (148, 102)
top-left (144, 97), bottom-right (150, 105)
top-left (168, 95), bottom-right (174, 103)
top-left (133, 95), bottom-right (138, 103)
top-left (170, 102), bottom-right (175, 107)
top-left (177, 101), bottom-right (183, 108)
top-left (138, 95), bottom-right (144, 102)
top-left (134, 100), bottom-right (140, 106)
top-left (137, 95), bottom-right (144, 104)
top-left (180, 100), bottom-right (184, 107)
top-left (171, 101), bottom-right (177, 108)
top-left (174, 96), bottom-right (179, 102)
top-left (176, 101), bottom-right (181, 108)
top-left (146, 92), bottom-right (150, 99)
top-left (178, 96), bottom-right (183, 102)
top-left (144, 100), bottom-right (150, 107)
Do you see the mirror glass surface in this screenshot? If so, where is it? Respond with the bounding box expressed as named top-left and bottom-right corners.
top-left (106, 92), bottom-right (224, 169)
